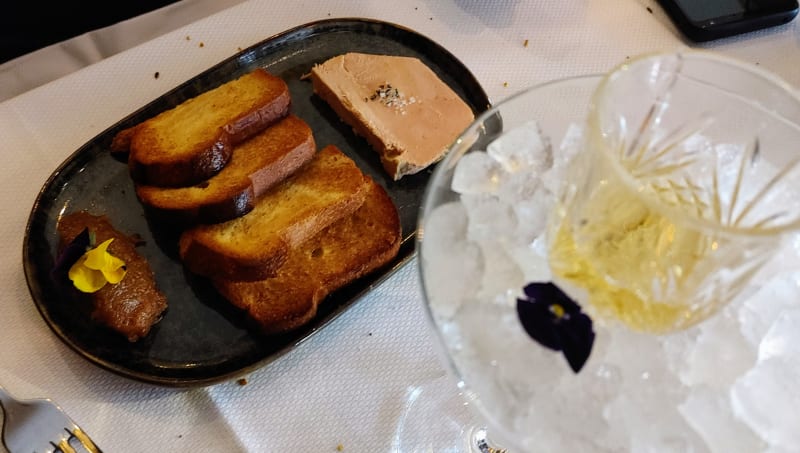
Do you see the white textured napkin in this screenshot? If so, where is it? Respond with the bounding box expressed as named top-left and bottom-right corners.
top-left (0, 0), bottom-right (798, 451)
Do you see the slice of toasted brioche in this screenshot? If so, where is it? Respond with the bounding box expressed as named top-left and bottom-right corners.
top-left (179, 145), bottom-right (368, 281)
top-left (135, 115), bottom-right (316, 225)
top-left (56, 211), bottom-right (168, 342)
top-left (213, 177), bottom-right (401, 334)
top-left (310, 52), bottom-right (475, 180)
top-left (119, 68), bottom-right (291, 187)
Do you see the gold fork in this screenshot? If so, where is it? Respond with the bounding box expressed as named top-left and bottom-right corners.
top-left (0, 384), bottom-right (101, 453)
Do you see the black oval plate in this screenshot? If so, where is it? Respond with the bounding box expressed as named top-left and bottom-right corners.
top-left (22, 18), bottom-right (490, 387)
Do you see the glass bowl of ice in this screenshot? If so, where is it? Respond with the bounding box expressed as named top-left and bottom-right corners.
top-left (416, 53), bottom-right (800, 452)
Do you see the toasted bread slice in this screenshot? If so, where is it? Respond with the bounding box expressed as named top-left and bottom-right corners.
top-left (56, 211), bottom-right (168, 342)
top-left (119, 68), bottom-right (291, 187)
top-left (213, 177), bottom-right (401, 334)
top-left (310, 52), bottom-right (475, 180)
top-left (135, 115), bottom-right (316, 225)
top-left (179, 145), bottom-right (368, 281)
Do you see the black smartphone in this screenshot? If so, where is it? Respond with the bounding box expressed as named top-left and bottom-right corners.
top-left (657, 0), bottom-right (799, 42)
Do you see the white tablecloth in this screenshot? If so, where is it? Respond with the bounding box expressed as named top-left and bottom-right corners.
top-left (1, 1), bottom-right (798, 451)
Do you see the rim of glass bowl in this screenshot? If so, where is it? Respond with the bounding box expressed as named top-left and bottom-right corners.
top-left (589, 51), bottom-right (800, 238)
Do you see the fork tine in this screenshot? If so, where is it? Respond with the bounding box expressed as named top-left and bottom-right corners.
top-left (72, 427), bottom-right (101, 453)
top-left (52, 437), bottom-right (77, 453)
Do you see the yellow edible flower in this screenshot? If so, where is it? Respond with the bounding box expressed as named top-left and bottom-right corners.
top-left (68, 238), bottom-right (127, 293)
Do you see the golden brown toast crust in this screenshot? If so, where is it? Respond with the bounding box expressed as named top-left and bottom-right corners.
top-left (179, 145), bottom-right (368, 281)
top-left (134, 115), bottom-right (316, 225)
top-left (213, 178), bottom-right (401, 334)
top-left (122, 68), bottom-right (291, 187)
top-left (310, 53), bottom-right (474, 180)
top-left (56, 211), bottom-right (168, 342)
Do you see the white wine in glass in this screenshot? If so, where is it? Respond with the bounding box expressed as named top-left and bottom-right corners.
top-left (550, 52), bottom-right (800, 333)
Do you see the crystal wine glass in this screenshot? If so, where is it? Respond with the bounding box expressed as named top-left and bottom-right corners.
top-left (414, 52), bottom-right (800, 451)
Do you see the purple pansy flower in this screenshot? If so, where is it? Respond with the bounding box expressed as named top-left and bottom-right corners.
top-left (516, 282), bottom-right (595, 373)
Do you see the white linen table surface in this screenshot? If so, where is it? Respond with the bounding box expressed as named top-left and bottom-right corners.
top-left (0, 0), bottom-right (798, 451)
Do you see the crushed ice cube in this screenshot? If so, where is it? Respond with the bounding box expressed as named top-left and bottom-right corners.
top-left (461, 193), bottom-right (517, 242)
top-left (510, 187), bottom-right (551, 246)
top-left (421, 201), bottom-right (483, 318)
top-left (680, 306), bottom-right (756, 389)
top-left (476, 242), bottom-right (525, 301)
top-left (556, 123), bottom-right (584, 166)
top-left (502, 234), bottom-right (551, 284)
top-left (494, 162), bottom-right (553, 245)
top-left (604, 392), bottom-right (706, 452)
top-left (601, 326), bottom-right (680, 393)
top-left (496, 168), bottom-right (541, 204)
top-left (729, 310), bottom-right (800, 449)
top-left (681, 133), bottom-right (713, 157)
top-left (487, 120), bottom-right (552, 173)
top-left (731, 355), bottom-right (800, 449)
top-left (737, 272), bottom-right (800, 347)
top-left (757, 308), bottom-right (800, 363)
top-left (678, 386), bottom-right (765, 453)
top-left (451, 150), bottom-right (506, 195)
top-left (541, 123), bottom-right (583, 195)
